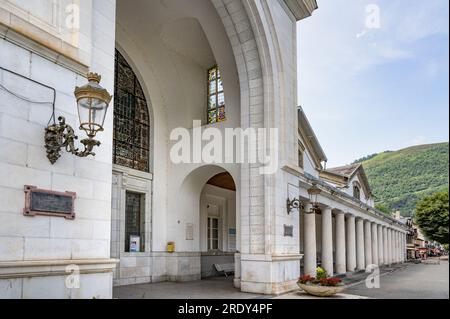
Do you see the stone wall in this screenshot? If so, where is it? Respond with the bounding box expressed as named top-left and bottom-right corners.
top-left (0, 0), bottom-right (117, 299)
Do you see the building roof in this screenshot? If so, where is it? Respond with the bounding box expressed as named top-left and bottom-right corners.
top-left (303, 172), bottom-right (406, 229)
top-left (298, 106), bottom-right (328, 168)
top-left (327, 164), bottom-right (360, 177)
top-left (320, 163), bottom-right (373, 199)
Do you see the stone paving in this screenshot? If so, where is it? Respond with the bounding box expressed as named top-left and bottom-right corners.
top-left (344, 260), bottom-right (449, 299)
top-left (114, 277), bottom-right (262, 300)
top-left (114, 261), bottom-right (448, 299)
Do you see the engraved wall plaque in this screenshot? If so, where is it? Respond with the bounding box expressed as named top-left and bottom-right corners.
top-left (284, 225), bottom-right (294, 237)
top-left (24, 186), bottom-right (76, 220)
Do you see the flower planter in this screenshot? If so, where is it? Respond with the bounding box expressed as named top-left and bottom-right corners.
top-left (298, 283), bottom-right (345, 297)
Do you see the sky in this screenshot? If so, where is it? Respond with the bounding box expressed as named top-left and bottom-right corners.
top-left (297, 0), bottom-right (449, 167)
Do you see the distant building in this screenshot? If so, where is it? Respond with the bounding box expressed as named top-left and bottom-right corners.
top-left (394, 213), bottom-right (426, 260)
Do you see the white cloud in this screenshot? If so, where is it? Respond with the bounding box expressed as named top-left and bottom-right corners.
top-left (387, 0), bottom-right (449, 43)
top-left (376, 46), bottom-right (414, 60)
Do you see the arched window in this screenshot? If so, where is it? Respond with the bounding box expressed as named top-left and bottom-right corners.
top-left (207, 66), bottom-right (226, 124)
top-left (113, 49), bottom-right (150, 172)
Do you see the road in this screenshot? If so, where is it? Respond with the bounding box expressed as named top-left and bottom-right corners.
top-left (345, 260), bottom-right (449, 299)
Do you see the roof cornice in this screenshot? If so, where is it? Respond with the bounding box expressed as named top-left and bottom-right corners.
top-left (284, 0), bottom-right (318, 21)
top-left (319, 170), bottom-right (348, 188)
top-left (298, 107), bottom-right (328, 167)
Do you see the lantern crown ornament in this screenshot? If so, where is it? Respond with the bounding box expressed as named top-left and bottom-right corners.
top-left (45, 72), bottom-right (112, 164)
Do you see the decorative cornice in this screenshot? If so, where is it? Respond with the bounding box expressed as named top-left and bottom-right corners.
top-left (283, 0), bottom-right (318, 21)
top-left (0, 9), bottom-right (89, 76)
top-left (0, 259), bottom-right (119, 279)
top-left (300, 172), bottom-right (408, 230)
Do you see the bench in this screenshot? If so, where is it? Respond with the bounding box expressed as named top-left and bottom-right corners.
top-left (214, 263), bottom-right (235, 278)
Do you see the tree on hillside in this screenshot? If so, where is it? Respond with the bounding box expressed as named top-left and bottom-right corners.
top-left (375, 203), bottom-right (391, 216)
top-left (414, 190), bottom-right (449, 244)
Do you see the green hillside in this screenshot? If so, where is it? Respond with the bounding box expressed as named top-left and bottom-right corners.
top-left (354, 143), bottom-right (449, 217)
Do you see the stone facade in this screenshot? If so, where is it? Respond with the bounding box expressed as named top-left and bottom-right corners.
top-left (0, 0), bottom-right (408, 299)
top-left (0, 0), bottom-right (117, 299)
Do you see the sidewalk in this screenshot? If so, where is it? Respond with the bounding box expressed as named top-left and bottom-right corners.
top-left (276, 263), bottom-right (408, 299)
top-left (114, 263), bottom-right (413, 300)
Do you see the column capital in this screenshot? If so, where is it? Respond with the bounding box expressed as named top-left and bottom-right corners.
top-left (345, 212), bottom-right (355, 218)
top-left (321, 206), bottom-right (333, 212)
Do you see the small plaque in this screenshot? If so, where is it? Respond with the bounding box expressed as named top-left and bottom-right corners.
top-left (186, 223), bottom-right (194, 241)
top-left (284, 225), bottom-right (294, 237)
top-left (24, 186), bottom-right (76, 220)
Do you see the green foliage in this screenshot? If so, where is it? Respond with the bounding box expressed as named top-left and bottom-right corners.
top-left (357, 143), bottom-right (449, 216)
top-left (414, 190), bottom-right (449, 244)
top-left (316, 267), bottom-right (328, 280)
top-left (353, 153), bottom-right (380, 164)
top-left (375, 203), bottom-right (391, 215)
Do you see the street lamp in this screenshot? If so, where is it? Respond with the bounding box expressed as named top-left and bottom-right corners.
top-left (307, 183), bottom-right (322, 214)
top-left (45, 72), bottom-right (112, 164)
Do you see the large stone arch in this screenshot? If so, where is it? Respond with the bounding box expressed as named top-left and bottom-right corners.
top-left (211, 0), bottom-right (282, 294)
top-left (113, 0), bottom-right (299, 294)
top-left (211, 0), bottom-right (271, 258)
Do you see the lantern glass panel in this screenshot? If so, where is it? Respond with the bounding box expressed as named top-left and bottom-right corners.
top-left (77, 97), bottom-right (108, 137)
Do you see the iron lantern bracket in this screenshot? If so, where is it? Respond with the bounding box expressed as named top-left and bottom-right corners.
top-left (45, 116), bottom-right (101, 164)
top-left (287, 198), bottom-right (305, 214)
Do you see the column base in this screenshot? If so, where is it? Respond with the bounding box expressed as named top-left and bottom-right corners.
top-left (240, 254), bottom-right (302, 295)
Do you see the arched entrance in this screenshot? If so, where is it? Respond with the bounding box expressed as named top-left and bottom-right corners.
top-left (200, 172), bottom-right (237, 278)
top-left (174, 165), bottom-right (240, 284)
top-left (112, 0), bottom-right (274, 293)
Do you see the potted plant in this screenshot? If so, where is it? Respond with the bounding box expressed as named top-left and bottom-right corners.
top-left (297, 267), bottom-right (345, 297)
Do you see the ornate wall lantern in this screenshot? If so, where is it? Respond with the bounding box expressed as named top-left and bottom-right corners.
top-left (45, 73), bottom-right (112, 164)
top-left (307, 183), bottom-right (322, 214)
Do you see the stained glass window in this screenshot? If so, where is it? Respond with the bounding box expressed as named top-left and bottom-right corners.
top-left (207, 66), bottom-right (226, 124)
top-left (114, 49), bottom-right (150, 172)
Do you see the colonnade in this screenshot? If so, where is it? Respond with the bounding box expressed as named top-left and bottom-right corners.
top-left (303, 207), bottom-right (407, 276)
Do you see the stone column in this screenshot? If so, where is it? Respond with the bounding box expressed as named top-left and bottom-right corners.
top-left (304, 205), bottom-right (317, 276)
top-left (395, 231), bottom-right (400, 263)
top-left (335, 212), bottom-right (346, 274)
top-left (386, 228), bottom-right (390, 264)
top-left (400, 233), bottom-right (404, 262)
top-left (356, 218), bottom-right (365, 271)
top-left (321, 207), bottom-right (333, 276)
top-left (383, 226), bottom-right (388, 265)
top-left (401, 232), bottom-right (404, 262)
top-left (346, 214), bottom-right (357, 272)
top-left (389, 229), bottom-right (395, 264)
top-left (378, 225), bottom-right (384, 265)
top-left (404, 233), bottom-right (407, 261)
top-left (371, 223), bottom-right (379, 266)
top-left (364, 220), bottom-right (372, 267)
top-left (393, 231), bottom-right (397, 263)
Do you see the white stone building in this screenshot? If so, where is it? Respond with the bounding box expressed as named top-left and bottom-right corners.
top-left (0, 0), bottom-right (407, 299)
